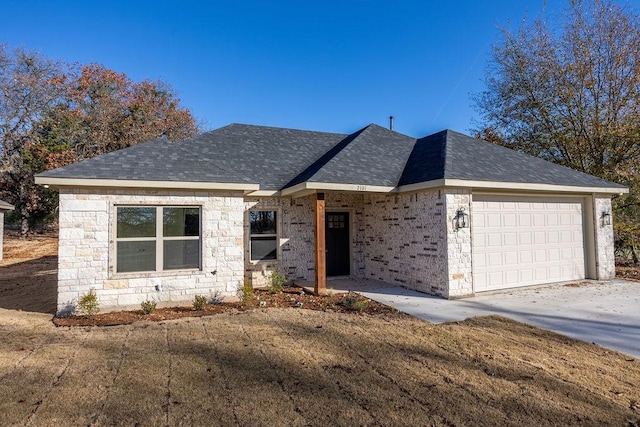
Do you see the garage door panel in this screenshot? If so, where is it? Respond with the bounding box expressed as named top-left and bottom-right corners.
top-left (488, 252), bottom-right (502, 266)
top-left (519, 250), bottom-right (533, 263)
top-left (488, 271), bottom-right (503, 285)
top-left (487, 215), bottom-right (501, 227)
top-left (533, 213), bottom-right (545, 226)
top-left (559, 213), bottom-right (573, 225)
top-left (534, 249), bottom-right (546, 262)
top-left (518, 232), bottom-right (532, 245)
top-left (505, 271), bottom-right (519, 285)
top-left (473, 196), bottom-right (585, 292)
top-left (504, 251), bottom-right (518, 265)
top-left (518, 214), bottom-right (531, 226)
top-left (487, 233), bottom-right (502, 246)
top-left (561, 247), bottom-right (573, 260)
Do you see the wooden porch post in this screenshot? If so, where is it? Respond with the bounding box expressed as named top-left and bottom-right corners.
top-left (314, 192), bottom-right (326, 294)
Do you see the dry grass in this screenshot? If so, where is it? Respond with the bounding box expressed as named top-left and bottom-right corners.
top-left (0, 231), bottom-right (57, 314)
top-left (0, 309), bottom-right (638, 426)
top-left (1, 232), bottom-right (639, 426)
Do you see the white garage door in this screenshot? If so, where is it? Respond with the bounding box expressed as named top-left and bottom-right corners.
top-left (472, 195), bottom-right (586, 292)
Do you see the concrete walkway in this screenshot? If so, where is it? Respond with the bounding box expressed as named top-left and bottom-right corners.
top-left (334, 278), bottom-right (640, 359)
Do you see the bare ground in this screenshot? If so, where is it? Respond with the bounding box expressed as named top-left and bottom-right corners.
top-left (0, 231), bottom-right (58, 314)
top-left (1, 233), bottom-right (639, 426)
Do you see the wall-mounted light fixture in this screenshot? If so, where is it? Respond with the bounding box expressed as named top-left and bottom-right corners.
top-left (601, 211), bottom-right (611, 227)
top-left (454, 208), bottom-right (469, 230)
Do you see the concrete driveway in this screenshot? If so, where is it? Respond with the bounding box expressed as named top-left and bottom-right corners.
top-left (346, 279), bottom-right (640, 359)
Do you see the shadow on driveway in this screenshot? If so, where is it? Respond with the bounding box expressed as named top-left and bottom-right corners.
top-left (356, 280), bottom-right (640, 359)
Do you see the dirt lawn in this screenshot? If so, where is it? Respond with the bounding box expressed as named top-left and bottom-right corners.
top-left (1, 234), bottom-right (639, 426)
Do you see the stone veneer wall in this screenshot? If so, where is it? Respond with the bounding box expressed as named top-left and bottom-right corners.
top-left (443, 190), bottom-right (473, 297)
top-left (363, 190), bottom-right (451, 295)
top-left (594, 195), bottom-right (615, 279)
top-left (244, 193), bottom-right (366, 287)
top-left (57, 188), bottom-right (245, 314)
top-left (244, 196), bottom-right (315, 287)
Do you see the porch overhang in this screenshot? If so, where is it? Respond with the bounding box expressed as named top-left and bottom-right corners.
top-left (281, 181), bottom-right (395, 197)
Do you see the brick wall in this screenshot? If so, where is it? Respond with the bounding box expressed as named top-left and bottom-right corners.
top-left (57, 188), bottom-right (245, 314)
top-left (244, 196), bottom-right (315, 287)
top-left (244, 193), bottom-right (366, 287)
top-left (363, 190), bottom-right (450, 295)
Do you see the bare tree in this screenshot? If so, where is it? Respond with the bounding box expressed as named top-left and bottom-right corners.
top-left (0, 46), bottom-right (69, 235)
top-left (0, 47), bottom-right (200, 236)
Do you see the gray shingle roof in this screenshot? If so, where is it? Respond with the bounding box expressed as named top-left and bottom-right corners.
top-left (399, 130), bottom-right (625, 189)
top-left (285, 124), bottom-right (416, 188)
top-left (176, 124), bottom-right (347, 190)
top-left (0, 199), bottom-right (14, 210)
top-left (39, 137), bottom-right (253, 184)
top-left (37, 124), bottom-right (626, 192)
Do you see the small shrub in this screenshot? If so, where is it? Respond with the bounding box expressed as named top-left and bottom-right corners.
top-left (338, 294), bottom-right (368, 312)
top-left (237, 280), bottom-right (255, 303)
top-left (140, 300), bottom-right (157, 315)
top-left (77, 288), bottom-right (100, 317)
top-left (209, 290), bottom-right (225, 305)
top-left (326, 288), bottom-right (334, 297)
top-left (268, 271), bottom-right (286, 294)
top-left (192, 294), bottom-right (208, 311)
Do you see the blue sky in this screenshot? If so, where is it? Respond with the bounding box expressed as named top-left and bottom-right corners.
top-left (3, 1), bottom-right (636, 137)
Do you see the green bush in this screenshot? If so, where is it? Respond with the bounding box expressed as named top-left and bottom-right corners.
top-left (268, 271), bottom-right (286, 294)
top-left (237, 280), bottom-right (255, 304)
top-left (77, 288), bottom-right (100, 317)
top-left (140, 300), bottom-right (157, 315)
top-left (192, 295), bottom-right (208, 311)
top-left (338, 294), bottom-right (368, 312)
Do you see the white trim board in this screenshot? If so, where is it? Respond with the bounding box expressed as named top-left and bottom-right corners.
top-left (35, 176), bottom-right (259, 192)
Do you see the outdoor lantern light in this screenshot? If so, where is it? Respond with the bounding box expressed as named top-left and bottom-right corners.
top-left (454, 208), bottom-right (469, 230)
top-left (601, 211), bottom-right (612, 227)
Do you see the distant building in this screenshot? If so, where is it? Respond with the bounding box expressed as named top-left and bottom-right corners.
top-left (0, 200), bottom-right (15, 261)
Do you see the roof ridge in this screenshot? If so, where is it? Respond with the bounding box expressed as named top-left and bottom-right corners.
top-left (282, 126), bottom-right (368, 189)
top-left (222, 122), bottom-right (348, 136)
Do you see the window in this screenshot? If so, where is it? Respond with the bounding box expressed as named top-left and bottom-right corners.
top-left (249, 210), bottom-right (277, 261)
top-left (116, 206), bottom-right (201, 273)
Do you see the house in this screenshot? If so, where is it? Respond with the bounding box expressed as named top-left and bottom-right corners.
top-left (0, 199), bottom-right (15, 261)
top-left (35, 124), bottom-right (627, 314)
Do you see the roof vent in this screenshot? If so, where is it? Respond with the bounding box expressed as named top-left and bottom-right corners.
top-left (389, 115), bottom-right (394, 131)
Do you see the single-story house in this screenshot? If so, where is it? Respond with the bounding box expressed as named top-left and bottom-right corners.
top-left (35, 123), bottom-right (627, 314)
top-left (0, 199), bottom-right (15, 261)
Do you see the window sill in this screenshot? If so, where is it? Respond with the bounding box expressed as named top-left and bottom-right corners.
top-left (110, 268), bottom-right (203, 280)
top-left (249, 259), bottom-right (279, 266)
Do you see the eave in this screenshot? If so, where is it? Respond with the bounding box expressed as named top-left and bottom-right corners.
top-left (34, 176), bottom-right (260, 192)
top-left (396, 179), bottom-right (628, 195)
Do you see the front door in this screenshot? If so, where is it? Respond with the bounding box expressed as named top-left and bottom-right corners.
top-left (325, 212), bottom-right (350, 276)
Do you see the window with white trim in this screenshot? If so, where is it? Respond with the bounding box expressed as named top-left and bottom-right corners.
top-left (249, 210), bottom-right (277, 261)
top-left (115, 206), bottom-right (201, 273)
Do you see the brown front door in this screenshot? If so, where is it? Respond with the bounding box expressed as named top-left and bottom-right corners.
top-left (325, 212), bottom-right (350, 276)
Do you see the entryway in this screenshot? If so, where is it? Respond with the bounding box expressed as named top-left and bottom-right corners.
top-left (325, 212), bottom-right (350, 276)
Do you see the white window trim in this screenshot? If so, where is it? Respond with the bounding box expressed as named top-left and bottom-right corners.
top-left (114, 205), bottom-right (202, 274)
top-left (249, 209), bottom-right (280, 263)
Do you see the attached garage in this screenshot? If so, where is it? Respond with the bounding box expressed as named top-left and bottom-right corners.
top-left (472, 195), bottom-right (586, 292)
